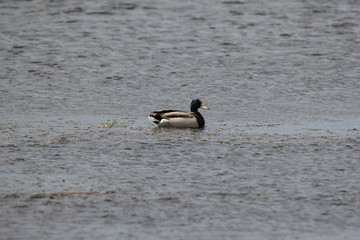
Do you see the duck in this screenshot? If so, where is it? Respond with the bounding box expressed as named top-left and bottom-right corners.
top-left (148, 99), bottom-right (209, 128)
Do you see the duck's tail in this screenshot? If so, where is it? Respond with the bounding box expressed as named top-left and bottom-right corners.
top-left (148, 115), bottom-right (160, 124)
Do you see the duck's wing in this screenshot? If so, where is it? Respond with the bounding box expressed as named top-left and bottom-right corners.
top-left (150, 109), bottom-right (184, 115)
top-left (150, 110), bottom-right (186, 119)
top-left (149, 110), bottom-right (188, 124)
top-left (161, 111), bottom-right (195, 119)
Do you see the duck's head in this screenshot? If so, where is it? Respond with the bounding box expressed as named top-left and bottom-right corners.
top-left (191, 99), bottom-right (209, 112)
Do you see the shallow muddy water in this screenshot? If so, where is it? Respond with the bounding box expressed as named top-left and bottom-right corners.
top-left (1, 0), bottom-right (360, 239)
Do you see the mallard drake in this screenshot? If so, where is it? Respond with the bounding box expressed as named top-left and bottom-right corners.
top-left (148, 99), bottom-right (209, 128)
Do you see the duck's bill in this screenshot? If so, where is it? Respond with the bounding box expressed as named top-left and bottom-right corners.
top-left (200, 104), bottom-right (209, 110)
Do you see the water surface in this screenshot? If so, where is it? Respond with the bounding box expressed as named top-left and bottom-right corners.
top-left (1, 0), bottom-right (360, 239)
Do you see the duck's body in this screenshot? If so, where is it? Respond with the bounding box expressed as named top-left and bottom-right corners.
top-left (148, 99), bottom-right (209, 129)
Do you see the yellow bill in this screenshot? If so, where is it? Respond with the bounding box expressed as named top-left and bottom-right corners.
top-left (200, 104), bottom-right (209, 110)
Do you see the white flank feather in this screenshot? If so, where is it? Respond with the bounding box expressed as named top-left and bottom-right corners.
top-left (158, 118), bottom-right (198, 128)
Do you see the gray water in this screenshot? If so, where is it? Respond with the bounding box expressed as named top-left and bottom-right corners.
top-left (1, 0), bottom-right (360, 239)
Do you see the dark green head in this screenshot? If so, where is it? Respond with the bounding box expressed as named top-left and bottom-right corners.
top-left (190, 99), bottom-right (209, 112)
